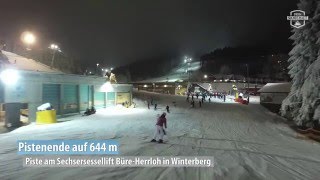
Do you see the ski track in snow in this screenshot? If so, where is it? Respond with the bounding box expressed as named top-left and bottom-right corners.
top-left (0, 91), bottom-right (320, 180)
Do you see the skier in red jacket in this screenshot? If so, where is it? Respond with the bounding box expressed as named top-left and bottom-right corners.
top-left (151, 112), bottom-right (167, 143)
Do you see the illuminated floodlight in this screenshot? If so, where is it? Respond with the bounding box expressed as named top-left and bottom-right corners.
top-left (110, 67), bottom-right (113, 71)
top-left (164, 85), bottom-right (167, 87)
top-left (21, 31), bottom-right (36, 45)
top-left (204, 75), bottom-right (208, 78)
top-left (50, 44), bottom-right (59, 50)
top-left (143, 84), bottom-right (148, 87)
top-left (0, 69), bottom-right (19, 85)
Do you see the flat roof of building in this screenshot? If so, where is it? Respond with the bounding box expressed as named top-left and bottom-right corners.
top-left (258, 83), bottom-right (291, 93)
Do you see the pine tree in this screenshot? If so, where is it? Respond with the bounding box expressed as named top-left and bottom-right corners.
top-left (281, 0), bottom-right (319, 127)
top-left (299, 1), bottom-right (320, 127)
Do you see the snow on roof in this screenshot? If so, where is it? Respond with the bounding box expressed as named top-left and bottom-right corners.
top-left (1, 50), bottom-right (62, 73)
top-left (258, 83), bottom-right (291, 93)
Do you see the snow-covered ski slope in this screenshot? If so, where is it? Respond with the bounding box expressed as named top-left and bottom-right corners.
top-left (0, 91), bottom-right (320, 180)
top-left (1, 51), bottom-right (62, 73)
top-left (136, 61), bottom-right (201, 83)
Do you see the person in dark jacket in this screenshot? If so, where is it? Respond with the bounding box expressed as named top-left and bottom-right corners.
top-left (151, 113), bottom-right (167, 143)
top-left (166, 105), bottom-right (170, 113)
top-left (191, 100), bottom-right (195, 108)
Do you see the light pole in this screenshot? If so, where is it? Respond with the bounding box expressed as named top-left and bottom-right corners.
top-left (184, 57), bottom-right (192, 82)
top-left (246, 64), bottom-right (249, 88)
top-left (246, 64), bottom-right (250, 101)
top-left (183, 56), bottom-right (192, 91)
top-left (49, 44), bottom-right (60, 69)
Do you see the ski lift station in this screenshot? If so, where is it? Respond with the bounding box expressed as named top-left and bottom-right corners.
top-left (0, 69), bottom-right (133, 124)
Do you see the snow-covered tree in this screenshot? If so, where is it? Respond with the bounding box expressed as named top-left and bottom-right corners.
top-left (299, 1), bottom-right (320, 127)
top-left (281, 0), bottom-right (319, 127)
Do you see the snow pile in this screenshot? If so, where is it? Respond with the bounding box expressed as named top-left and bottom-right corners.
top-left (1, 51), bottom-right (62, 73)
top-left (0, 91), bottom-right (319, 179)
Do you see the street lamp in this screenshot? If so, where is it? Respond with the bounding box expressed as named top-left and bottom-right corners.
top-left (204, 74), bottom-right (208, 79)
top-left (49, 44), bottom-right (60, 68)
top-left (95, 63), bottom-right (102, 75)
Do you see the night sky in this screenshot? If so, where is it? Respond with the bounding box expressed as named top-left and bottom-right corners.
top-left (0, 0), bottom-right (297, 67)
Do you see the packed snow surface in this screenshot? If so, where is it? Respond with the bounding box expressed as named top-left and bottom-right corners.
top-left (0, 91), bottom-right (320, 180)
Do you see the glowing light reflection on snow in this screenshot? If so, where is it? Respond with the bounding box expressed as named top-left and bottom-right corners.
top-left (100, 82), bottom-right (114, 92)
top-left (97, 106), bottom-right (146, 116)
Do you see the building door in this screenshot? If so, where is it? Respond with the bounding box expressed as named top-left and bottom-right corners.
top-left (79, 85), bottom-right (90, 111)
top-left (106, 92), bottom-right (115, 106)
top-left (62, 84), bottom-right (78, 114)
top-left (42, 84), bottom-right (60, 114)
top-left (94, 91), bottom-right (105, 108)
